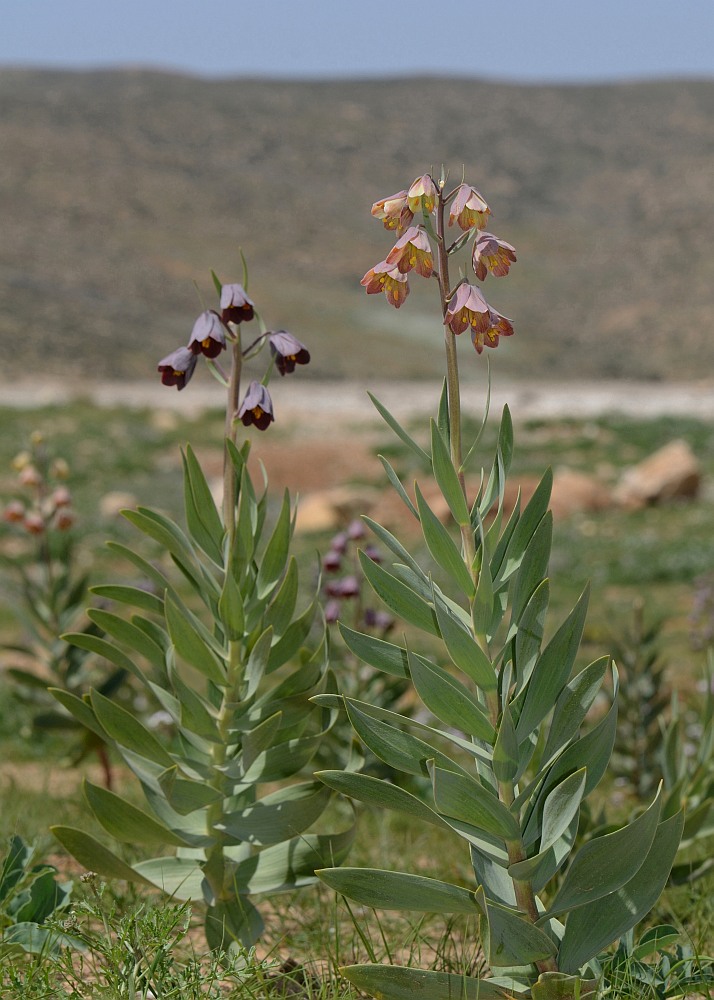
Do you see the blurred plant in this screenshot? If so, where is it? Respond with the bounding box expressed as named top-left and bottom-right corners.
top-left (51, 267), bottom-right (352, 953)
top-left (596, 923), bottom-right (714, 1000)
top-left (608, 599), bottom-right (671, 798)
top-left (0, 433), bottom-right (126, 786)
top-left (0, 835), bottom-right (79, 958)
top-left (316, 169), bottom-right (684, 1000)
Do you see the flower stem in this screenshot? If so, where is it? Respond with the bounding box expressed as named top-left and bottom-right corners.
top-left (223, 332), bottom-right (242, 542)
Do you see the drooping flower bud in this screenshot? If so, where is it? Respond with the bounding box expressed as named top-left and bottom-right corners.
top-left (385, 226), bottom-right (434, 278)
top-left (407, 174), bottom-right (437, 214)
top-left (220, 284), bottom-right (255, 325)
top-left (371, 190), bottom-right (414, 234)
top-left (268, 331), bottom-right (311, 376)
top-left (158, 347), bottom-right (198, 390)
top-left (2, 500), bottom-right (25, 523)
top-left (51, 486), bottom-right (72, 508)
top-left (237, 381), bottom-right (274, 431)
top-left (448, 184), bottom-right (491, 231)
top-left (472, 232), bottom-right (517, 280)
top-left (444, 283), bottom-right (491, 336)
top-left (24, 512), bottom-right (45, 535)
top-left (361, 260), bottom-right (410, 308)
top-left (188, 311), bottom-right (227, 358)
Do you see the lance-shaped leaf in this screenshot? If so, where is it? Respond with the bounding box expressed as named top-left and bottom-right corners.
top-left (50, 826), bottom-right (153, 886)
top-left (234, 824), bottom-right (355, 894)
top-left (345, 699), bottom-right (465, 778)
top-left (90, 689), bottom-right (174, 766)
top-left (165, 592), bottom-right (225, 684)
top-left (83, 780), bottom-right (191, 847)
top-left (317, 770), bottom-right (452, 830)
top-left (339, 623), bottom-right (409, 678)
top-left (341, 965), bottom-right (518, 1000)
top-left (132, 856), bottom-right (205, 900)
top-left (182, 445), bottom-right (225, 564)
top-left (319, 867), bottom-right (482, 914)
top-left (493, 704), bottom-right (519, 784)
top-left (257, 490), bottom-right (292, 598)
top-left (558, 811), bottom-right (684, 973)
top-left (215, 782), bottom-right (331, 846)
top-left (478, 887), bottom-right (558, 967)
top-left (539, 769), bottom-right (587, 855)
top-left (362, 516), bottom-right (427, 581)
top-left (238, 732), bottom-right (325, 783)
top-left (409, 649), bottom-right (494, 741)
top-left (415, 485), bottom-right (475, 598)
top-left (48, 688), bottom-right (107, 741)
top-left (359, 552), bottom-right (439, 636)
top-left (218, 569), bottom-right (244, 641)
top-left (369, 392), bottom-right (430, 464)
top-left (86, 609), bottom-right (166, 672)
top-left (541, 656), bottom-right (609, 762)
top-left (378, 455), bottom-right (419, 519)
top-left (90, 584), bottom-right (165, 617)
top-left (515, 587), bottom-right (590, 741)
top-left (267, 595), bottom-right (318, 672)
top-left (122, 506), bottom-right (197, 567)
top-left (263, 557), bottom-right (298, 636)
top-left (431, 765), bottom-right (520, 840)
top-left (512, 579), bottom-right (549, 694)
top-left (240, 711), bottom-right (282, 772)
top-left (546, 788), bottom-right (662, 917)
top-left (495, 469), bottom-right (552, 585)
top-left (205, 895), bottom-right (264, 951)
top-left (472, 531), bottom-right (495, 637)
top-left (509, 513), bottom-right (553, 625)
top-left (432, 597), bottom-right (497, 691)
top-left (430, 420), bottom-right (471, 527)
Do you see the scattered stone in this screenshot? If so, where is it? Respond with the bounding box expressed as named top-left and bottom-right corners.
top-left (614, 439), bottom-right (701, 509)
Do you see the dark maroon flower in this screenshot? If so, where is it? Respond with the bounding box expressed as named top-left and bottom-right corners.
top-left (324, 599), bottom-right (341, 624)
top-left (220, 284), bottom-right (255, 325)
top-left (322, 551), bottom-right (342, 573)
top-left (269, 331), bottom-right (311, 376)
top-left (188, 311), bottom-right (226, 358)
top-left (237, 381), bottom-right (274, 431)
top-left (158, 347), bottom-right (198, 390)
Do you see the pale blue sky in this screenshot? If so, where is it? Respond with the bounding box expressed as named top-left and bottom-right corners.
top-left (3, 0), bottom-right (714, 81)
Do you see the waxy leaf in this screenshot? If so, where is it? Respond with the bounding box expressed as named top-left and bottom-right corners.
top-left (182, 445), bottom-right (225, 565)
top-left (509, 513), bottom-right (553, 625)
top-left (541, 656), bottom-right (609, 762)
top-left (359, 552), bottom-right (439, 636)
top-left (493, 704), bottom-right (519, 784)
top-left (558, 811), bottom-right (684, 973)
top-left (267, 595), bottom-right (317, 671)
top-left (90, 690), bottom-right (174, 766)
top-left (431, 765), bottom-right (519, 840)
top-left (235, 825), bottom-right (355, 894)
top-left (481, 889), bottom-right (558, 967)
top-left (409, 650), bottom-right (495, 742)
top-left (90, 584), bottom-right (165, 617)
top-left (49, 688), bottom-right (108, 742)
top-left (165, 592), bottom-right (225, 684)
top-left (257, 491), bottom-right (292, 598)
top-left (362, 516), bottom-right (426, 581)
top-left (539, 769), bottom-right (587, 855)
top-left (341, 965), bottom-right (517, 1000)
top-left (430, 420), bottom-right (471, 526)
top-left (83, 780), bottom-right (191, 847)
top-left (50, 827), bottom-right (153, 886)
top-left (86, 609), bottom-right (166, 672)
top-left (339, 623), bottom-right (409, 678)
top-left (512, 579), bottom-right (549, 694)
top-left (216, 782), bottom-right (331, 846)
top-left (319, 867), bottom-right (481, 914)
top-left (378, 455), bottom-right (419, 520)
top-left (132, 856), bottom-right (205, 900)
top-left (495, 469), bottom-right (552, 585)
top-left (369, 392), bottom-right (430, 464)
top-left (218, 569), bottom-right (245, 641)
top-left (264, 557), bottom-right (299, 636)
top-left (547, 789), bottom-right (662, 917)
top-left (317, 770), bottom-right (451, 830)
top-left (432, 598), bottom-right (497, 690)
top-left (415, 484), bottom-right (475, 598)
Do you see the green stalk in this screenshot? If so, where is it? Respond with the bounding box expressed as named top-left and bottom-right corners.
top-left (223, 331), bottom-right (242, 546)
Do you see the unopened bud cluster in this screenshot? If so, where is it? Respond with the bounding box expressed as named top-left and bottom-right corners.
top-left (364, 172), bottom-right (517, 353)
top-left (158, 278), bottom-right (311, 431)
top-left (322, 519), bottom-right (393, 634)
top-left (2, 435), bottom-right (76, 536)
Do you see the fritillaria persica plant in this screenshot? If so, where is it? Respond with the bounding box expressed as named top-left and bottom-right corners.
top-left (51, 271), bottom-right (352, 952)
top-left (316, 171), bottom-right (684, 1000)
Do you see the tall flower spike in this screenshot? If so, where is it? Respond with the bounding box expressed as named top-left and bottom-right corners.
top-left (472, 232), bottom-right (517, 280)
top-left (448, 184), bottom-right (491, 231)
top-left (385, 225), bottom-right (434, 278)
top-left (158, 347), bottom-right (198, 390)
top-left (361, 260), bottom-right (410, 308)
top-left (407, 174), bottom-right (437, 214)
top-left (237, 381), bottom-right (274, 431)
top-left (188, 311), bottom-right (226, 358)
top-left (220, 283), bottom-right (255, 325)
top-left (444, 282), bottom-right (491, 336)
top-left (371, 190), bottom-right (414, 234)
top-left (268, 331), bottom-right (311, 376)
top-left (471, 309), bottom-right (515, 354)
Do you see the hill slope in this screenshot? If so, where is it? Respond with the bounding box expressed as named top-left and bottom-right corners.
top-left (2, 70), bottom-right (714, 383)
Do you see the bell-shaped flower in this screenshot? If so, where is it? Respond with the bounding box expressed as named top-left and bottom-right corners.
top-left (220, 284), bottom-right (255, 325)
top-left (188, 311), bottom-right (226, 358)
top-left (158, 346), bottom-right (198, 390)
top-left (237, 381), bottom-right (274, 431)
top-left (407, 174), bottom-right (437, 214)
top-left (472, 232), bottom-right (517, 280)
top-left (448, 184), bottom-right (491, 231)
top-left (385, 225), bottom-right (434, 278)
top-left (361, 260), bottom-right (410, 308)
top-left (2, 500), bottom-right (25, 524)
top-left (268, 331), bottom-right (311, 376)
top-left (471, 309), bottom-right (515, 354)
top-left (444, 283), bottom-right (491, 336)
top-left (371, 190), bottom-right (414, 233)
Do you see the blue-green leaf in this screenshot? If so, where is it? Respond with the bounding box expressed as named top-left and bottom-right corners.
top-left (415, 485), bottom-right (475, 598)
top-left (319, 867), bottom-right (481, 914)
top-left (431, 765), bottom-right (519, 840)
top-left (430, 420), bottom-right (471, 527)
top-left (360, 552), bottom-right (438, 636)
top-left (409, 649), bottom-right (494, 741)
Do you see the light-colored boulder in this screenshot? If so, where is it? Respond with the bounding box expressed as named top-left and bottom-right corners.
top-left (614, 439), bottom-right (701, 509)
